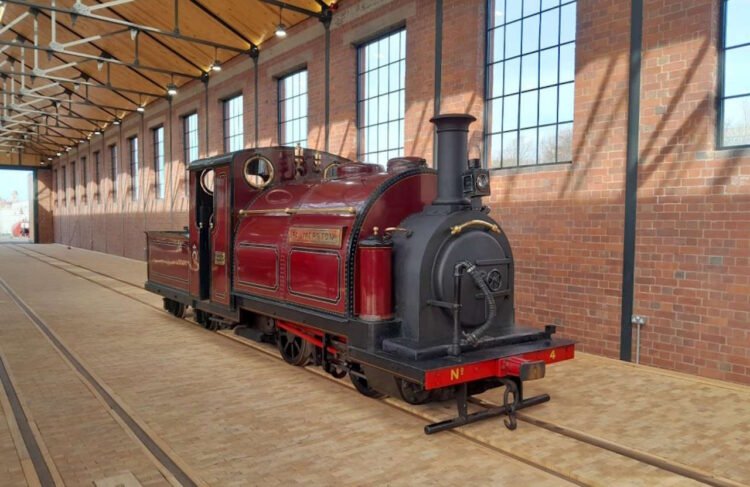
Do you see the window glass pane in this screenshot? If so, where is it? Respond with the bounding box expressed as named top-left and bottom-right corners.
top-left (559, 82), bottom-right (575, 122)
top-left (559, 43), bottom-right (575, 82)
top-left (504, 57), bottom-right (521, 95)
top-left (357, 29), bottom-right (406, 165)
top-left (490, 98), bottom-right (503, 134)
top-left (540, 8), bottom-right (560, 49)
top-left (520, 91), bottom-right (539, 128)
top-left (279, 70), bottom-right (308, 147)
top-left (506, 0), bottom-right (522, 22)
top-left (491, 0), bottom-right (505, 27)
top-left (502, 131), bottom-right (518, 167)
top-left (130, 137), bottom-right (139, 200)
top-left (503, 95), bottom-right (519, 131)
top-left (726, 0), bottom-right (750, 48)
top-left (557, 122), bottom-right (573, 161)
top-left (154, 127), bottom-right (165, 199)
top-left (485, 0), bottom-right (576, 167)
top-left (722, 95), bottom-right (750, 146)
top-left (505, 21), bottom-right (522, 58)
top-left (519, 128), bottom-right (538, 166)
top-left (521, 53), bottom-right (539, 91)
top-left (490, 62), bottom-right (503, 97)
top-left (224, 95), bottom-right (244, 152)
top-left (488, 133), bottom-right (502, 168)
top-left (539, 86), bottom-right (558, 125)
top-left (560, 2), bottom-right (576, 43)
top-left (522, 15), bottom-right (540, 54)
top-left (538, 125), bottom-right (557, 163)
top-left (524, 0), bottom-right (541, 15)
top-left (724, 46), bottom-right (750, 97)
top-left (539, 48), bottom-right (559, 87)
top-left (490, 26), bottom-right (505, 63)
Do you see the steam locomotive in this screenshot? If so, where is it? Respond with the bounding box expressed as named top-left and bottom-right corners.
top-left (145, 114), bottom-right (574, 433)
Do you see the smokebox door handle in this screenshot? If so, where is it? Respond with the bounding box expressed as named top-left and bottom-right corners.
top-left (450, 220), bottom-right (501, 236)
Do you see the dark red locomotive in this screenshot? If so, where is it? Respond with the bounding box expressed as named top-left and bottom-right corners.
top-left (146, 114), bottom-right (574, 433)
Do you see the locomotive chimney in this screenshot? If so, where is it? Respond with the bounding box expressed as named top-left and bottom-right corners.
top-left (430, 113), bottom-right (476, 207)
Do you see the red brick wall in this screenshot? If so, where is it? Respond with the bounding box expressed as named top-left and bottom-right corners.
top-left (50, 0), bottom-right (750, 384)
top-left (36, 169), bottom-right (54, 243)
top-left (634, 0), bottom-right (750, 382)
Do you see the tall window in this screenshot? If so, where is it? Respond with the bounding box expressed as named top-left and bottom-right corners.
top-left (129, 137), bottom-right (139, 201)
top-left (279, 70), bottom-right (308, 147)
top-left (223, 95), bottom-right (244, 152)
top-left (153, 126), bottom-right (165, 199)
top-left (61, 166), bottom-right (67, 207)
top-left (357, 29), bottom-right (406, 166)
top-left (94, 151), bottom-right (101, 203)
top-left (81, 156), bottom-right (87, 202)
top-left (485, 0), bottom-right (576, 168)
top-left (110, 144), bottom-right (118, 201)
top-left (53, 169), bottom-right (58, 207)
top-left (71, 161), bottom-right (77, 204)
top-left (183, 113), bottom-right (199, 194)
top-left (719, 0), bottom-right (750, 147)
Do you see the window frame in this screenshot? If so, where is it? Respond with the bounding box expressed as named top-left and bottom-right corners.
top-left (153, 125), bottom-right (165, 200)
top-left (483, 0), bottom-right (577, 169)
top-left (223, 94), bottom-right (244, 152)
top-left (71, 160), bottom-right (77, 205)
top-left (129, 136), bottom-right (139, 201)
top-left (61, 165), bottom-right (67, 207)
top-left (109, 144), bottom-right (118, 201)
top-left (182, 112), bottom-right (199, 195)
top-left (277, 68), bottom-right (309, 147)
top-left (717, 0), bottom-right (750, 150)
top-left (53, 168), bottom-right (58, 207)
top-left (81, 156), bottom-right (87, 203)
top-left (93, 151), bottom-right (101, 203)
top-left (355, 27), bottom-right (407, 166)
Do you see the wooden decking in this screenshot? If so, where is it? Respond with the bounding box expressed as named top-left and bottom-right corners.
top-left (0, 243), bottom-right (748, 486)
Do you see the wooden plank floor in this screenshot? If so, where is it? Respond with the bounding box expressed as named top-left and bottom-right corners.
top-left (1, 243), bottom-right (749, 486)
top-left (0, 245), bottom-right (572, 486)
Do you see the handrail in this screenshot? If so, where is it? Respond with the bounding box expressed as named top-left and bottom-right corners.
top-left (239, 206), bottom-right (358, 217)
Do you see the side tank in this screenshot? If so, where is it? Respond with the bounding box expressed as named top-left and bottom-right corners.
top-left (233, 159), bottom-right (437, 317)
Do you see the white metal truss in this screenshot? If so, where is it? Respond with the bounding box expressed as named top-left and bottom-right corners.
top-left (0, 0), bottom-right (260, 159)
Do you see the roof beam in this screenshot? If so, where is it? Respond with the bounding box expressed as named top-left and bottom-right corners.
top-left (259, 0), bottom-right (326, 19)
top-left (3, 0), bottom-right (250, 53)
top-left (5, 105), bottom-right (112, 124)
top-left (0, 64), bottom-right (167, 98)
top-left (92, 0), bottom-right (208, 75)
top-left (0, 38), bottom-right (200, 81)
top-left (189, 0), bottom-right (256, 47)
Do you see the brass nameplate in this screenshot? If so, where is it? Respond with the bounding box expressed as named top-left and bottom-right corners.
top-left (214, 251), bottom-right (226, 266)
top-left (288, 226), bottom-right (343, 248)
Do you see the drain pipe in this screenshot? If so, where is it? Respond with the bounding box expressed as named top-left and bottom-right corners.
top-left (632, 315), bottom-right (646, 364)
top-left (619, 0), bottom-right (643, 362)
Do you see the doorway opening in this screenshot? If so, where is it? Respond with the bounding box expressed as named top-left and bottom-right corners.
top-left (0, 169), bottom-right (34, 243)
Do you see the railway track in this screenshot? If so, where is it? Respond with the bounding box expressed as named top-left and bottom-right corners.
top-left (7, 244), bottom-right (742, 487)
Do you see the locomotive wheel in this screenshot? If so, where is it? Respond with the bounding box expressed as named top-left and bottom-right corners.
top-left (277, 329), bottom-right (313, 366)
top-left (163, 298), bottom-right (187, 319)
top-left (396, 378), bottom-right (432, 405)
top-left (194, 309), bottom-right (211, 329)
top-left (349, 365), bottom-right (385, 399)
